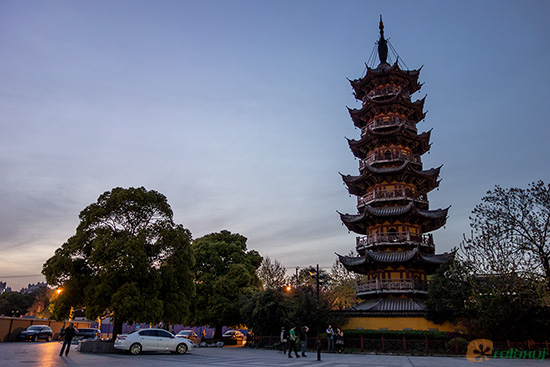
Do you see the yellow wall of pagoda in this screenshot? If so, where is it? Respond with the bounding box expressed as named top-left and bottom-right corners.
top-left (367, 222), bottom-right (421, 237)
top-left (343, 316), bottom-right (464, 333)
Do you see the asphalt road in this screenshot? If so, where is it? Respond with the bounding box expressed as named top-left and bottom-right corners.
top-left (1, 341), bottom-right (548, 367)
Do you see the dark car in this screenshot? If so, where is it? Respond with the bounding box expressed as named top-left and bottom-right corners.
top-left (222, 330), bottom-right (245, 345)
top-left (16, 325), bottom-right (53, 342)
top-left (75, 328), bottom-right (101, 341)
top-left (175, 330), bottom-right (200, 344)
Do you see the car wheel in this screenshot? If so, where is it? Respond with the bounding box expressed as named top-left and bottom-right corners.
top-left (47, 335), bottom-right (52, 342)
top-left (129, 343), bottom-right (142, 355)
top-left (176, 343), bottom-right (188, 354)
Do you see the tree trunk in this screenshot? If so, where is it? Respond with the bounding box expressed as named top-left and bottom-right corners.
top-left (112, 318), bottom-right (123, 341)
top-left (213, 324), bottom-right (223, 340)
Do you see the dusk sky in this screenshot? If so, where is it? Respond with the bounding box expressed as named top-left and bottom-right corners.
top-left (1, 1), bottom-right (549, 291)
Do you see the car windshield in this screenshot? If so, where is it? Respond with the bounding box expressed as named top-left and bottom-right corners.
top-left (27, 326), bottom-right (42, 331)
top-left (78, 329), bottom-right (95, 332)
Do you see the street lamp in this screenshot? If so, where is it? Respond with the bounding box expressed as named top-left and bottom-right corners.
top-left (308, 264), bottom-right (321, 361)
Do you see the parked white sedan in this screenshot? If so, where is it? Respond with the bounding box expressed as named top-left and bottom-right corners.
top-left (114, 328), bottom-right (194, 355)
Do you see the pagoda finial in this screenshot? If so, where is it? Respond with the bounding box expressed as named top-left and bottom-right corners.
top-left (377, 15), bottom-right (388, 65)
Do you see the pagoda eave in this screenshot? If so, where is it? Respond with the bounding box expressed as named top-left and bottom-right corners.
top-left (342, 163), bottom-right (441, 195)
top-left (349, 96), bottom-right (426, 129)
top-left (339, 204), bottom-right (449, 234)
top-left (342, 298), bottom-right (427, 315)
top-left (348, 127), bottom-right (431, 158)
top-left (350, 62), bottom-right (422, 100)
top-left (338, 249), bottom-right (453, 274)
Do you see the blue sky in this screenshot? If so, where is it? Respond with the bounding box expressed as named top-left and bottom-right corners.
top-left (1, 1), bottom-right (549, 291)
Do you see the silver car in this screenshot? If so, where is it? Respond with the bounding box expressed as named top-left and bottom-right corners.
top-left (114, 328), bottom-right (194, 355)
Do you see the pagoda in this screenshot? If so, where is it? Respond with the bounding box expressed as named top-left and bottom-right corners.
top-left (337, 18), bottom-right (454, 331)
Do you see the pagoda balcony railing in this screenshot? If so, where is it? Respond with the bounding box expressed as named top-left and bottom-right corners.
top-left (361, 152), bottom-right (421, 167)
top-left (357, 189), bottom-right (428, 206)
top-left (362, 117), bottom-right (416, 134)
top-left (356, 233), bottom-right (434, 249)
top-left (366, 86), bottom-right (409, 100)
top-left (356, 278), bottom-right (428, 295)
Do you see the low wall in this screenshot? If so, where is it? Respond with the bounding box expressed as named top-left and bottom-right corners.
top-left (78, 340), bottom-right (120, 353)
top-left (0, 316), bottom-right (90, 342)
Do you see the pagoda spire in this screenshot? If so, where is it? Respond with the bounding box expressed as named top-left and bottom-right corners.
top-left (377, 15), bottom-right (388, 65)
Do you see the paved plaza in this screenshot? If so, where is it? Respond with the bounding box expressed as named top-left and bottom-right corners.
top-left (1, 341), bottom-right (548, 367)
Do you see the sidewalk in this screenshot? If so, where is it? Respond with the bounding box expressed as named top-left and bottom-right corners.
top-left (1, 342), bottom-right (548, 367)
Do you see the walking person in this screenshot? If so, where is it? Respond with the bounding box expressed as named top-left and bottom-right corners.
top-left (326, 324), bottom-right (334, 352)
top-left (288, 326), bottom-right (300, 358)
top-left (335, 327), bottom-right (344, 353)
top-left (300, 326), bottom-right (309, 357)
top-left (59, 323), bottom-right (78, 357)
top-left (280, 327), bottom-right (288, 354)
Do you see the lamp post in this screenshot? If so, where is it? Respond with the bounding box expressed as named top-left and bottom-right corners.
top-left (309, 264), bottom-right (321, 361)
top-left (316, 264), bottom-right (321, 361)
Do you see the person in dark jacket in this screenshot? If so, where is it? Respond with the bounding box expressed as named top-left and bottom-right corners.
top-left (280, 327), bottom-right (288, 354)
top-left (59, 323), bottom-right (78, 356)
top-left (299, 326), bottom-right (309, 357)
top-left (335, 327), bottom-right (344, 353)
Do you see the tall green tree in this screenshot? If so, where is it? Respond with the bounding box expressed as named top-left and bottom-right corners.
top-left (0, 292), bottom-right (35, 317)
top-left (327, 252), bottom-right (361, 310)
top-left (467, 181), bottom-right (550, 288)
top-left (240, 288), bottom-right (289, 335)
top-left (42, 187), bottom-right (194, 339)
top-left (425, 257), bottom-right (472, 325)
top-left (257, 256), bottom-right (287, 290)
top-left (192, 230), bottom-right (262, 338)
top-left (426, 181), bottom-right (550, 340)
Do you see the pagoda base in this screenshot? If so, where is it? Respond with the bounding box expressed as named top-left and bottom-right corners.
top-left (339, 298), bottom-right (464, 333)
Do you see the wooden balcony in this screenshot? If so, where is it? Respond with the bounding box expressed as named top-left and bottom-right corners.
top-left (357, 189), bottom-right (428, 206)
top-left (366, 86), bottom-right (409, 100)
top-left (356, 278), bottom-right (428, 295)
top-left (362, 117), bottom-right (416, 134)
top-left (356, 233), bottom-right (434, 251)
top-left (361, 152), bottom-right (421, 167)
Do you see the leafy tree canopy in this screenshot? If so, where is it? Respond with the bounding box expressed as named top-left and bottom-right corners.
top-left (427, 181), bottom-right (550, 340)
top-left (192, 230), bottom-right (262, 338)
top-left (42, 187), bottom-right (194, 338)
top-left (466, 180), bottom-right (550, 287)
top-left (326, 252), bottom-right (361, 310)
top-left (257, 256), bottom-right (287, 290)
top-left (240, 288), bottom-right (289, 335)
top-left (241, 285), bottom-right (348, 337)
top-left (0, 292), bottom-right (36, 317)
